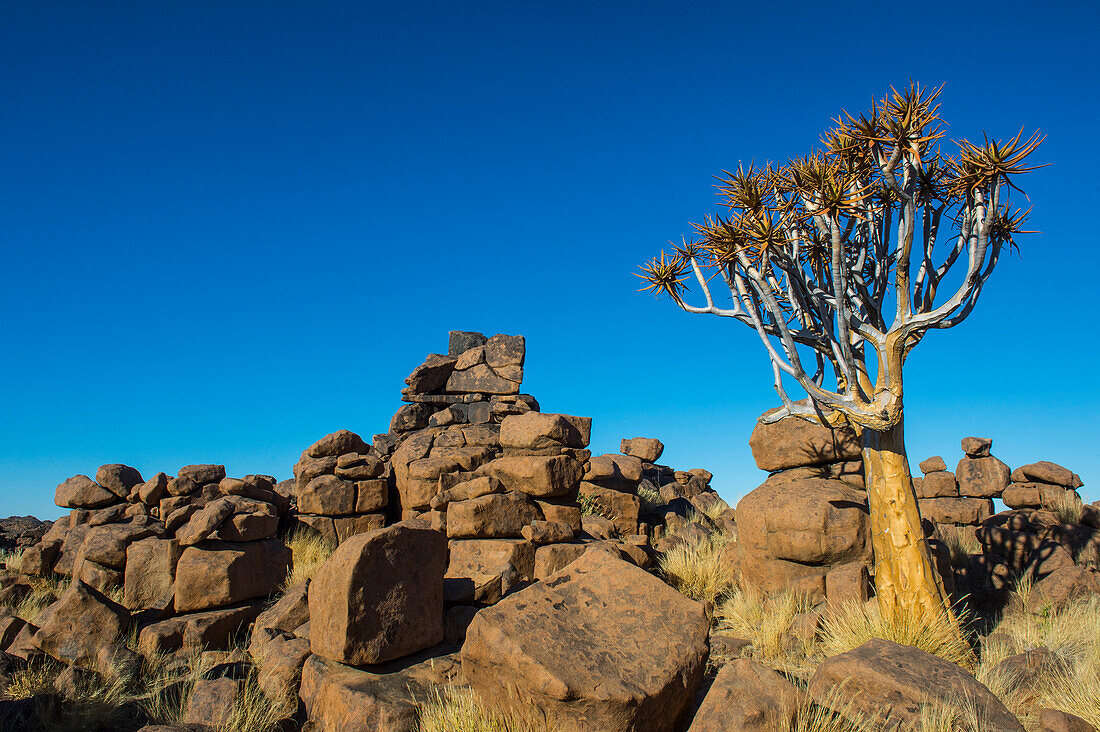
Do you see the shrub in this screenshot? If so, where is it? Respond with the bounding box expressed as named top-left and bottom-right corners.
top-left (819, 601), bottom-right (975, 670)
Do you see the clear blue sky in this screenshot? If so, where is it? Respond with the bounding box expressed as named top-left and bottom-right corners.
top-left (2, 2), bottom-right (1098, 520)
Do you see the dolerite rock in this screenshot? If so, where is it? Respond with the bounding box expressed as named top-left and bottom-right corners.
top-left (31, 581), bottom-right (129, 668)
top-left (1011, 461), bottom-right (1084, 489)
top-left (174, 539), bottom-right (291, 612)
top-left (177, 464), bottom-right (227, 485)
top-left (404, 353), bottom-right (459, 394)
top-left (578, 482), bottom-right (640, 535)
top-left (955, 455), bottom-right (1011, 498)
top-left (55, 475), bottom-right (121, 509)
top-left (307, 430), bottom-right (371, 459)
top-left (445, 538), bottom-right (535, 604)
top-left (919, 456), bottom-right (948, 474)
top-left (1026, 566), bottom-right (1100, 615)
top-left (916, 471), bottom-right (957, 498)
top-left (961, 436), bottom-right (993, 457)
top-left (308, 523), bottom-right (446, 665)
top-left (445, 334), bottom-right (525, 395)
top-left (184, 677), bottom-right (240, 728)
top-left (137, 602), bottom-right (266, 653)
top-left (583, 454), bottom-right (643, 491)
top-left (499, 412), bottom-right (591, 451)
top-left (488, 455), bottom-right (583, 498)
top-left (95, 464), bottom-right (144, 498)
top-left (1003, 482), bottom-right (1078, 509)
top-left (809, 639), bottom-right (1023, 731)
top-left (1038, 709), bottom-right (1097, 732)
top-left (688, 658), bottom-right (805, 731)
top-left (620, 437), bottom-right (665, 463)
top-left (445, 491), bottom-right (542, 538)
top-left (918, 497), bottom-right (993, 525)
top-left (123, 536), bottom-right (182, 611)
top-left (461, 550), bottom-right (709, 732)
top-left (736, 476), bottom-right (870, 600)
top-left (748, 412), bottom-right (860, 472)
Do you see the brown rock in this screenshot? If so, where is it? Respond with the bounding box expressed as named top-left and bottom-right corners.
top-left (177, 464), bottom-right (226, 484)
top-left (309, 523), bottom-right (446, 665)
top-left (919, 497), bottom-right (994, 525)
top-left (748, 413), bottom-right (860, 472)
top-left (955, 456), bottom-right (1011, 498)
top-left (300, 649), bottom-right (463, 732)
top-left (213, 503), bottom-right (279, 542)
top-left (53, 523), bottom-right (91, 575)
top-left (500, 412), bottom-right (590, 451)
top-left (583, 454), bottom-right (643, 490)
top-left (916, 471), bottom-right (958, 498)
top-left (31, 581), bottom-right (128, 668)
top-left (533, 543), bottom-right (588, 580)
top-left (1011, 461), bottom-right (1083, 489)
top-left (430, 476), bottom-right (503, 509)
top-left (977, 526), bottom-right (1041, 570)
top-left (919, 456), bottom-right (947, 474)
top-left (535, 501), bottom-right (582, 533)
top-left (0, 615), bottom-right (27, 652)
top-left (55, 474), bottom-right (120, 509)
top-left (333, 514), bottom-right (386, 543)
top-left (462, 550), bottom-right (709, 732)
top-left (296, 514), bottom-right (338, 546)
top-left (18, 541), bottom-right (60, 576)
top-left (578, 482), bottom-right (640, 535)
top-left (446, 491), bottom-right (542, 539)
top-left (174, 539), bottom-right (291, 612)
top-left (404, 353), bottom-right (458, 394)
top-left (620, 437), bottom-right (664, 463)
top-left (447, 362), bottom-right (520, 394)
top-left (137, 602), bottom-right (265, 653)
top-left (294, 454), bottom-right (338, 486)
top-left (825, 562), bottom-right (871, 607)
top-left (307, 430), bottom-right (370, 458)
top-left (1003, 482), bottom-right (1077, 509)
top-left (176, 497), bottom-right (236, 546)
top-left (166, 475), bottom-right (201, 497)
top-left (94, 463), bottom-right (144, 498)
top-left (184, 677), bottom-right (240, 728)
top-left (138, 473), bottom-right (169, 505)
top-left (250, 580), bottom-right (310, 653)
top-left (335, 452), bottom-right (384, 481)
top-left (489, 455), bottom-right (583, 498)
top-left (688, 658), bottom-right (805, 731)
top-left (809, 638), bottom-right (1022, 731)
top-left (961, 436), bottom-right (993, 457)
top-left (1038, 708), bottom-right (1098, 732)
top-left (445, 538), bottom-right (535, 604)
top-left (1026, 566), bottom-right (1100, 615)
top-left (123, 537), bottom-right (182, 611)
top-left (299, 475), bottom-right (358, 516)
top-left (254, 632), bottom-right (311, 700)
top-left (520, 520), bottom-right (574, 544)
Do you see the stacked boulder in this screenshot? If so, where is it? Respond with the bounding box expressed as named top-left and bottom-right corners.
top-left (291, 430), bottom-right (389, 546)
top-left (1003, 461), bottom-right (1084, 511)
top-left (915, 437), bottom-right (1007, 534)
top-left (736, 411), bottom-right (872, 604)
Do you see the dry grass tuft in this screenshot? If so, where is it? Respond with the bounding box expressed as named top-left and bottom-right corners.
top-left (1047, 490), bottom-right (1084, 525)
top-left (282, 527), bottom-right (335, 591)
top-left (221, 672), bottom-right (297, 732)
top-left (0, 547), bottom-right (24, 573)
top-left (417, 687), bottom-right (555, 732)
top-left (658, 531), bottom-right (736, 606)
top-left (716, 588), bottom-right (816, 676)
top-left (937, 525), bottom-right (981, 569)
top-left (819, 601), bottom-right (975, 670)
top-left (15, 573), bottom-right (71, 621)
top-left (636, 482), bottom-right (663, 512)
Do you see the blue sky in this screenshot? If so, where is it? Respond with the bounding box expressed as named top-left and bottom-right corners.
top-left (1, 1), bottom-right (1098, 519)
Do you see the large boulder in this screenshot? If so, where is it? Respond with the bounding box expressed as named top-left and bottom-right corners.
top-left (123, 537), bottom-right (182, 611)
top-left (55, 475), bottom-right (120, 509)
top-left (445, 538), bottom-right (535, 605)
top-left (307, 430), bottom-right (370, 458)
top-left (955, 456), bottom-right (1011, 498)
top-left (94, 464), bottom-right (144, 498)
top-left (446, 491), bottom-right (542, 539)
top-left (620, 437), bottom-right (664, 463)
top-left (461, 550), bottom-right (709, 732)
top-left (31, 581), bottom-right (128, 668)
top-left (174, 539), bottom-right (290, 612)
top-left (1011, 461), bottom-right (1083, 489)
top-left (500, 413), bottom-right (590, 451)
top-left (488, 455), bottom-right (583, 498)
top-left (809, 639), bottom-right (1023, 731)
top-left (748, 413), bottom-right (860, 472)
top-left (309, 523), bottom-right (446, 665)
top-left (736, 477), bottom-right (870, 600)
top-left (688, 658), bottom-right (805, 731)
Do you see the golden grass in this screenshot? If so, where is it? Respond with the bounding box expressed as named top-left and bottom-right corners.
top-left (716, 587), bottom-right (815, 675)
top-left (636, 483), bottom-right (663, 512)
top-left (220, 672), bottom-right (296, 732)
top-left (417, 687), bottom-right (555, 732)
top-left (0, 547), bottom-right (24, 573)
top-left (15, 573), bottom-right (71, 622)
top-left (1047, 490), bottom-right (1084, 525)
top-left (937, 524), bottom-right (981, 568)
top-left (658, 531), bottom-right (736, 606)
top-left (819, 601), bottom-right (975, 670)
top-left (282, 527), bottom-right (335, 591)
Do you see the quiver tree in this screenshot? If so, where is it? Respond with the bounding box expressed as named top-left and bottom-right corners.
top-left (640, 83), bottom-right (1042, 625)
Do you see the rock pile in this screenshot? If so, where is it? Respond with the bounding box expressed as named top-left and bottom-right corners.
top-left (292, 430), bottom-right (388, 546)
top-left (914, 436), bottom-right (1009, 532)
top-left (736, 412), bottom-right (872, 604)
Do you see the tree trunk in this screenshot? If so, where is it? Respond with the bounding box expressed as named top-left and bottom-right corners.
top-left (861, 417), bottom-right (951, 624)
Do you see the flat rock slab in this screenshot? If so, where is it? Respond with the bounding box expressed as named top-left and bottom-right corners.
top-left (808, 638), bottom-right (1023, 731)
top-left (300, 648), bottom-right (463, 732)
top-left (461, 550), bottom-right (709, 732)
top-left (688, 658), bottom-right (805, 731)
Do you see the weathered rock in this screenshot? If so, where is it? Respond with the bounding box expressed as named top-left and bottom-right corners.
top-left (583, 454), bottom-right (643, 490)
top-left (254, 632), bottom-right (311, 700)
top-left (250, 581), bottom-right (310, 652)
top-left (825, 562), bottom-right (871, 607)
top-left (300, 649), bottom-right (463, 732)
top-left (916, 471), bottom-right (958, 498)
top-left (689, 658), bottom-right (805, 731)
top-left (213, 501), bottom-right (279, 542)
top-left (536, 500), bottom-right (582, 533)
top-left (955, 456), bottom-right (1011, 498)
top-left (137, 602), bottom-right (265, 653)
top-left (961, 436), bottom-right (993, 457)
top-left (298, 475), bottom-right (358, 516)
top-left (1011, 461), bottom-right (1084, 489)
top-left (31, 581), bottom-right (128, 668)
top-left (184, 677), bottom-right (240, 728)
top-left (294, 454), bottom-right (338, 486)
top-left (977, 525), bottom-right (1041, 570)
top-left (1038, 708), bottom-right (1097, 732)
top-left (124, 537), bottom-right (182, 611)
top-left (737, 477), bottom-right (870, 599)
top-left (500, 412), bottom-right (590, 451)
top-left (449, 330), bottom-right (487, 355)
top-left (430, 476), bottom-right (503, 509)
top-left (578, 482), bottom-right (640, 535)
top-left (174, 539), bottom-right (291, 613)
top-left (177, 464), bottom-right (227, 485)
top-left (74, 521), bottom-right (156, 571)
top-left (462, 550), bottom-right (709, 732)
top-left (176, 497), bottom-right (236, 546)
top-left (55, 474), bottom-right (120, 509)
top-left (404, 353), bottom-right (459, 394)
top-left (919, 497), bottom-right (994, 525)
top-left (309, 524), bottom-right (446, 665)
top-left (1003, 482), bottom-right (1077, 509)
top-left (95, 463), bottom-right (144, 498)
top-left (335, 452), bottom-right (384, 481)
top-left (307, 430), bottom-right (371, 459)
top-left (620, 437), bottom-right (664, 463)
top-left (138, 473), bottom-right (169, 505)
top-left (446, 491), bottom-right (542, 539)
top-left (521, 520), bottom-right (575, 545)
top-left (533, 543), bottom-right (588, 581)
top-left (919, 456), bottom-right (947, 474)
top-left (1026, 566), bottom-right (1100, 615)
top-left (809, 638), bottom-right (1022, 731)
top-left (447, 362), bottom-right (520, 395)
top-left (445, 538), bottom-right (535, 604)
top-left (53, 522), bottom-right (91, 575)
top-left (296, 514), bottom-right (338, 546)
top-left (749, 413), bottom-right (861, 472)
top-left (489, 455), bottom-right (583, 498)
